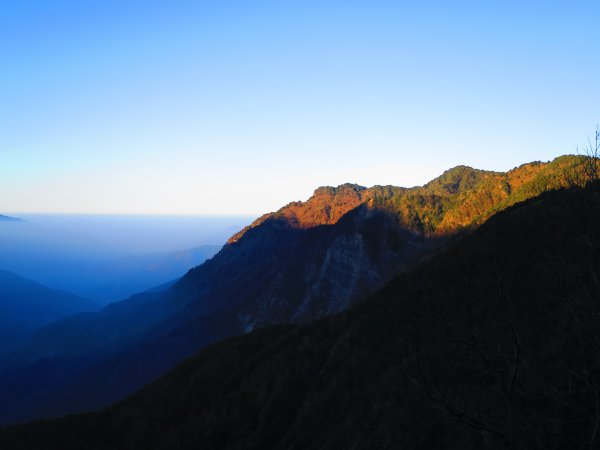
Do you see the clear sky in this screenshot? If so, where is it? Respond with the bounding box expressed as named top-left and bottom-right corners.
top-left (1, 0), bottom-right (599, 215)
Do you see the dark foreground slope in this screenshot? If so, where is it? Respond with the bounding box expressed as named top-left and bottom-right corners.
top-left (2, 185), bottom-right (599, 449)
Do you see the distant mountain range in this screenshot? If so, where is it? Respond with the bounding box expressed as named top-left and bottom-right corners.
top-left (82, 244), bottom-right (222, 303)
top-left (0, 215), bottom-right (238, 304)
top-left (0, 155), bottom-right (590, 426)
top-left (0, 214), bottom-right (22, 222)
top-left (0, 270), bottom-right (99, 356)
top-left (2, 169), bottom-right (600, 448)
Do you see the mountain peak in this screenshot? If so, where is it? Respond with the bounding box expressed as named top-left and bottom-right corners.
top-left (312, 183), bottom-right (366, 197)
top-left (424, 165), bottom-right (496, 195)
top-left (228, 184), bottom-right (367, 243)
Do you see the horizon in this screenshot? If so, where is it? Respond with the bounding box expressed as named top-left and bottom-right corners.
top-left (5, 212), bottom-right (256, 218)
top-left (2, 1), bottom-right (599, 215)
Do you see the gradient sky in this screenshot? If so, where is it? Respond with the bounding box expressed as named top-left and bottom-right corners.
top-left (1, 0), bottom-right (599, 215)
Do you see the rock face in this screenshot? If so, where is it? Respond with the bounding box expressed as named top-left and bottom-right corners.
top-left (0, 155), bottom-right (589, 425)
top-left (182, 204), bottom-right (423, 331)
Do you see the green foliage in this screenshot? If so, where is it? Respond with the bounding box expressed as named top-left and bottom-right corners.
top-left (234, 155), bottom-right (588, 242)
top-left (361, 155), bottom-right (588, 236)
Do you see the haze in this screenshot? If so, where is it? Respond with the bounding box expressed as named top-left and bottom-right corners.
top-left (0, 214), bottom-right (251, 302)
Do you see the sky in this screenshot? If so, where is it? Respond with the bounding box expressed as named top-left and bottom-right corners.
top-left (1, 0), bottom-right (599, 215)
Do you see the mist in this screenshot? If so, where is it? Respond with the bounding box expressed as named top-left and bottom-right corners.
top-left (0, 214), bottom-right (253, 303)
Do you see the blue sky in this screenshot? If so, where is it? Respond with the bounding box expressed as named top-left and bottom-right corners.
top-left (1, 0), bottom-right (599, 215)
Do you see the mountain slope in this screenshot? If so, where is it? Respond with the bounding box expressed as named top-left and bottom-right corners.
top-left (2, 183), bottom-right (599, 449)
top-left (0, 271), bottom-right (99, 355)
top-left (0, 155), bottom-right (588, 425)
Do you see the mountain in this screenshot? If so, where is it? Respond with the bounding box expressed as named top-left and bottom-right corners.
top-left (0, 214), bottom-right (22, 222)
top-left (0, 155), bottom-right (588, 425)
top-left (2, 181), bottom-right (599, 449)
top-left (0, 271), bottom-right (99, 355)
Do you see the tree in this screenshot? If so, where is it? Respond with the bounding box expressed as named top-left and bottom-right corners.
top-left (579, 125), bottom-right (600, 184)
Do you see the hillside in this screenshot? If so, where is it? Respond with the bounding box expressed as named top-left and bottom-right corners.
top-left (2, 182), bottom-right (599, 449)
top-left (0, 271), bottom-right (99, 355)
top-left (0, 155), bottom-right (588, 425)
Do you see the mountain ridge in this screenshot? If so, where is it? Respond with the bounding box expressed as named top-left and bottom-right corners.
top-left (2, 180), bottom-right (598, 449)
top-left (231, 155), bottom-right (581, 243)
top-left (0, 155), bottom-right (590, 425)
